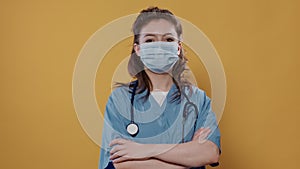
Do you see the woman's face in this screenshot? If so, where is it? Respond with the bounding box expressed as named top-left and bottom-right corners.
top-left (134, 19), bottom-right (181, 55)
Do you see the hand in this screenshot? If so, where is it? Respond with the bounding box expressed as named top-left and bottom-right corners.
top-left (192, 127), bottom-right (211, 144)
top-left (109, 138), bottom-right (153, 163)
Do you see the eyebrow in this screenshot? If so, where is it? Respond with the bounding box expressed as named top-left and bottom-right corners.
top-left (141, 33), bottom-right (176, 37)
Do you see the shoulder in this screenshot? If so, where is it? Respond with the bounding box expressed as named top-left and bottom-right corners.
top-left (192, 86), bottom-right (206, 95)
top-left (184, 85), bottom-right (207, 98)
top-left (111, 85), bottom-right (130, 96)
top-left (184, 85), bottom-right (211, 106)
top-left (107, 85), bottom-right (131, 103)
top-left (104, 85), bottom-right (132, 117)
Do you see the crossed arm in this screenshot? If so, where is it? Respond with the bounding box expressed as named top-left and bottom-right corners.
top-left (109, 128), bottom-right (220, 169)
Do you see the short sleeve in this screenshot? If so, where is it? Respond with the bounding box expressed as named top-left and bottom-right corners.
top-left (99, 92), bottom-right (127, 169)
top-left (195, 90), bottom-right (221, 153)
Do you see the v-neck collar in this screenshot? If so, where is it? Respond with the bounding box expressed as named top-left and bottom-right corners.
top-left (151, 91), bottom-right (168, 107)
top-left (149, 83), bottom-right (177, 107)
top-left (135, 83), bottom-right (177, 105)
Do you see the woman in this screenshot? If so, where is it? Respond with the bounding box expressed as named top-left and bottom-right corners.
top-left (99, 7), bottom-right (221, 169)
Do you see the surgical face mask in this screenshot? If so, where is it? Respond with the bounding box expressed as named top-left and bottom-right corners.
top-left (139, 41), bottom-right (179, 74)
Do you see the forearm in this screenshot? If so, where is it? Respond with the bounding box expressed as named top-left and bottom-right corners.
top-left (113, 159), bottom-right (188, 169)
top-left (151, 140), bottom-right (219, 167)
top-left (109, 131), bottom-right (220, 167)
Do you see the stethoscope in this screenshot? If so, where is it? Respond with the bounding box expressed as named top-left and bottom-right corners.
top-left (181, 91), bottom-right (199, 143)
top-left (126, 80), bottom-right (199, 143)
top-left (126, 80), bottom-right (140, 137)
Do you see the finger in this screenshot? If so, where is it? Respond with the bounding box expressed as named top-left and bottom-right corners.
top-left (194, 127), bottom-right (205, 135)
top-left (110, 152), bottom-right (120, 160)
top-left (194, 127), bottom-right (210, 136)
top-left (109, 138), bottom-right (127, 147)
top-left (200, 127), bottom-right (210, 133)
top-left (198, 129), bottom-right (211, 143)
top-left (198, 134), bottom-right (208, 141)
top-left (192, 128), bottom-right (206, 140)
top-left (197, 128), bottom-right (210, 138)
top-left (195, 127), bottom-right (206, 136)
top-left (110, 145), bottom-right (123, 155)
top-left (110, 151), bottom-right (125, 160)
top-left (192, 133), bottom-right (201, 141)
top-left (199, 128), bottom-right (211, 138)
top-left (110, 149), bottom-right (128, 160)
top-left (113, 156), bottom-right (128, 163)
top-left (199, 128), bottom-right (210, 135)
top-left (204, 128), bottom-right (211, 135)
top-left (193, 127), bottom-right (207, 137)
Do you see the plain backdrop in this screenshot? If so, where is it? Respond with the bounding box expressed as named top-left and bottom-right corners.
top-left (1, 0), bottom-right (299, 169)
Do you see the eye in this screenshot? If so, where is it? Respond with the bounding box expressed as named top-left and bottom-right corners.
top-left (166, 37), bottom-right (175, 42)
top-left (145, 39), bottom-right (154, 43)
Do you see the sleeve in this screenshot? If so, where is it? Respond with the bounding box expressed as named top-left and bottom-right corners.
top-left (195, 90), bottom-right (221, 153)
top-left (98, 92), bottom-right (128, 169)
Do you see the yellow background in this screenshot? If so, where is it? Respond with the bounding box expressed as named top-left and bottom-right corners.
top-left (1, 0), bottom-right (300, 169)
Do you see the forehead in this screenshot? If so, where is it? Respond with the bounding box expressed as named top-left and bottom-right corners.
top-left (139, 19), bottom-right (177, 36)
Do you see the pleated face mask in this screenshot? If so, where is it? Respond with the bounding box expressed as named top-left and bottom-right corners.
top-left (139, 41), bottom-right (179, 73)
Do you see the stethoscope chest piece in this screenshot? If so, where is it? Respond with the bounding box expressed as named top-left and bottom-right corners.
top-left (126, 122), bottom-right (139, 137)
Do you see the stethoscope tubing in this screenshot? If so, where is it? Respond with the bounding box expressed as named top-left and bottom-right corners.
top-left (128, 82), bottom-right (199, 141)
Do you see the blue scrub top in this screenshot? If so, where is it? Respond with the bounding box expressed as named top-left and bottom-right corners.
top-left (99, 84), bottom-right (221, 169)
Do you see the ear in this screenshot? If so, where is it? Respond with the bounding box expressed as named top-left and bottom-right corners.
top-left (177, 42), bottom-right (182, 55)
top-left (134, 43), bottom-right (140, 56)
